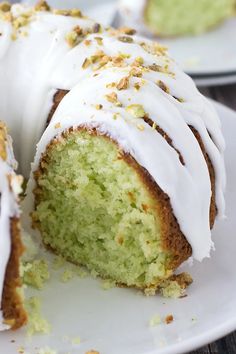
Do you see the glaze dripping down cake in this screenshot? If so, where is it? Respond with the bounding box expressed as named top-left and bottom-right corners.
top-left (0, 1), bottom-right (226, 330)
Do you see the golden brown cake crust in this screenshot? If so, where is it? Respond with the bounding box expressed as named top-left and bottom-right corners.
top-left (2, 218), bottom-right (27, 330)
top-left (46, 89), bottom-right (69, 126)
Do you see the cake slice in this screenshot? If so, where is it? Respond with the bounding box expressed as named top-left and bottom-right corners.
top-left (0, 122), bottom-right (27, 330)
top-left (119, 0), bottom-right (235, 37)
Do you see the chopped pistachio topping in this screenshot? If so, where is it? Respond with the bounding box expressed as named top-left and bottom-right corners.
top-left (148, 63), bottom-right (162, 72)
top-left (94, 36), bottom-right (103, 45)
top-left (0, 1), bottom-right (11, 12)
top-left (105, 92), bottom-right (122, 107)
top-left (90, 50), bottom-right (107, 63)
top-left (73, 25), bottom-right (82, 35)
top-left (120, 53), bottom-right (131, 59)
top-left (118, 35), bottom-right (134, 43)
top-left (126, 104), bottom-right (146, 118)
top-left (92, 23), bottom-right (101, 33)
top-left (137, 124), bottom-right (145, 131)
top-left (82, 57), bottom-right (91, 69)
top-left (35, 1), bottom-right (51, 12)
top-left (140, 41), bottom-right (167, 56)
top-left (53, 8), bottom-right (82, 17)
top-left (134, 83), bottom-right (141, 91)
top-left (132, 56), bottom-right (144, 66)
top-left (119, 26), bottom-right (136, 35)
top-left (12, 12), bottom-right (32, 30)
top-left (95, 104), bottom-right (103, 110)
top-left (129, 67), bottom-right (143, 78)
top-left (65, 25), bottom-right (85, 47)
top-left (0, 122), bottom-right (7, 161)
top-left (106, 82), bottom-right (116, 89)
top-left (149, 314), bottom-right (161, 327)
top-left (116, 76), bottom-right (129, 90)
top-left (111, 55), bottom-right (125, 67)
top-left (84, 39), bottom-right (91, 46)
top-left (157, 80), bottom-right (170, 93)
top-left (65, 31), bottom-right (79, 47)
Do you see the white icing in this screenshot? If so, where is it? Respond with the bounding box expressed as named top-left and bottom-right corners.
top-left (0, 129), bottom-right (21, 331)
top-left (0, 4), bottom-right (226, 328)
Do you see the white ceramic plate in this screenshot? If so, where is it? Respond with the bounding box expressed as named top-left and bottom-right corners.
top-left (158, 18), bottom-right (236, 76)
top-left (0, 100), bottom-right (236, 354)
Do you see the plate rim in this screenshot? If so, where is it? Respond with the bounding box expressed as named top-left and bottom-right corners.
top-left (146, 99), bottom-right (236, 354)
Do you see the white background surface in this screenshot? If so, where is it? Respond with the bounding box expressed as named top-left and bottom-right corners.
top-left (1, 100), bottom-right (236, 354)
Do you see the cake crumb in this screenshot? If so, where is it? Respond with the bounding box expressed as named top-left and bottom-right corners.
top-left (37, 346), bottom-right (57, 354)
top-left (22, 259), bottom-right (50, 289)
top-left (52, 255), bottom-right (66, 270)
top-left (86, 351), bottom-right (100, 354)
top-left (101, 279), bottom-right (116, 290)
top-left (165, 314), bottom-right (174, 324)
top-left (61, 269), bottom-right (74, 283)
top-left (71, 336), bottom-right (81, 345)
top-left (159, 272), bottom-right (193, 298)
top-left (26, 297), bottom-right (51, 336)
top-left (149, 314), bottom-right (161, 327)
top-left (144, 286), bottom-right (156, 296)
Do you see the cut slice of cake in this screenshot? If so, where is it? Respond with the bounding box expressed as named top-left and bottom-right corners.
top-left (119, 0), bottom-right (235, 37)
top-left (0, 122), bottom-right (27, 330)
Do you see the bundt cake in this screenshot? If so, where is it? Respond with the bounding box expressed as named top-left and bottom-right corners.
top-left (0, 1), bottom-right (226, 330)
top-left (119, 0), bottom-right (235, 37)
top-left (0, 122), bottom-right (27, 330)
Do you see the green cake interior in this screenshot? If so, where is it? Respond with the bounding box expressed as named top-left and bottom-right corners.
top-left (145, 0), bottom-right (235, 36)
top-left (32, 129), bottom-right (173, 289)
